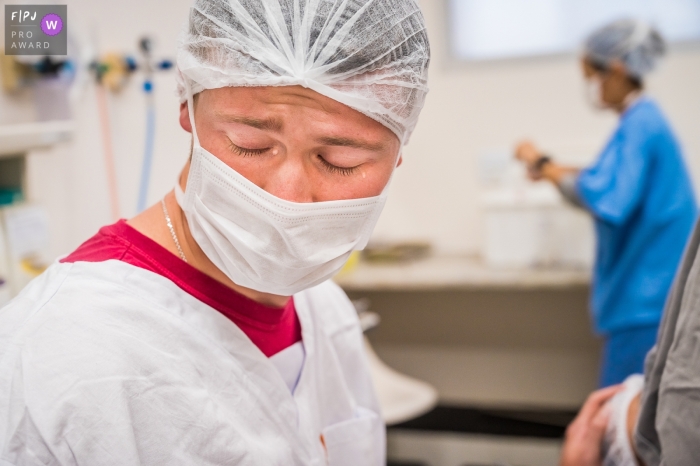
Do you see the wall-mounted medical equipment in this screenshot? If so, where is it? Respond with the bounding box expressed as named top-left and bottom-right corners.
top-left (136, 37), bottom-right (173, 213)
top-left (89, 38), bottom-right (173, 218)
top-left (0, 29), bottom-right (93, 300)
top-left (0, 29), bottom-right (173, 301)
top-left (0, 46), bottom-right (77, 303)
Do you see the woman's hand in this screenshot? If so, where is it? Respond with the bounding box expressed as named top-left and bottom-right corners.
top-left (514, 140), bottom-right (579, 184)
top-left (515, 141), bottom-right (546, 180)
top-left (515, 140), bottom-right (542, 166)
top-left (560, 385), bottom-right (623, 466)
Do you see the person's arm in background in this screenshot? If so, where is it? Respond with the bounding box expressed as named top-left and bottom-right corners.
top-left (560, 386), bottom-right (646, 466)
top-left (560, 386), bottom-right (621, 466)
top-left (569, 118), bottom-right (654, 226)
top-left (515, 141), bottom-right (585, 208)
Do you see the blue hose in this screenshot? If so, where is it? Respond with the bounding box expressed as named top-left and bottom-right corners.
top-left (137, 80), bottom-right (155, 213)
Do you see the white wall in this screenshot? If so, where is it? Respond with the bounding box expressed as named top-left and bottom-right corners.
top-left (371, 0), bottom-right (700, 255)
top-left (8, 0), bottom-right (700, 259)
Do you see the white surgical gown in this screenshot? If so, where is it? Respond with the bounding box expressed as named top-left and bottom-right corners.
top-left (0, 260), bottom-right (384, 465)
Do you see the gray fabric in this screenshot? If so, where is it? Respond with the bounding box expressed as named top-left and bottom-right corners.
top-left (635, 218), bottom-right (700, 466)
top-left (556, 172), bottom-right (585, 209)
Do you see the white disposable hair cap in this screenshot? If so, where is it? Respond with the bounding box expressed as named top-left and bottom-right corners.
top-left (584, 18), bottom-right (666, 80)
top-left (176, 0), bottom-right (431, 145)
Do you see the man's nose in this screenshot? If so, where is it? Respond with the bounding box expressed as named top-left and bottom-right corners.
top-left (261, 156), bottom-right (315, 203)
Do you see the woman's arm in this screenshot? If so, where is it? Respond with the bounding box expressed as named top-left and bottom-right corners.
top-left (515, 141), bottom-right (579, 183)
top-left (514, 141), bottom-right (583, 207)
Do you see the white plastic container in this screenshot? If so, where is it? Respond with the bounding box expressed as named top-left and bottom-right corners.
top-left (481, 183), bottom-right (594, 269)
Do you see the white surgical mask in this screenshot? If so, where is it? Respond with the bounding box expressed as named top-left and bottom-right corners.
top-left (584, 76), bottom-right (606, 110)
top-left (175, 91), bottom-right (393, 296)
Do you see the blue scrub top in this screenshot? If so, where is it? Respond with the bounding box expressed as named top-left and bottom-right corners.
top-left (576, 97), bottom-right (697, 335)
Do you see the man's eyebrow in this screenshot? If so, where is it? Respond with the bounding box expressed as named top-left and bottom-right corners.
top-left (214, 113), bottom-right (284, 132)
top-left (317, 136), bottom-right (386, 152)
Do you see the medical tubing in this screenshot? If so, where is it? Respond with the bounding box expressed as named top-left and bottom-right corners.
top-left (96, 83), bottom-right (121, 221)
top-left (137, 82), bottom-right (156, 213)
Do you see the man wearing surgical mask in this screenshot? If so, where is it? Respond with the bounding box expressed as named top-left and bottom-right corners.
top-left (0, 1), bottom-right (430, 464)
top-left (515, 19), bottom-right (696, 388)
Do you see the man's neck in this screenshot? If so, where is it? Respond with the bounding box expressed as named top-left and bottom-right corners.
top-left (127, 188), bottom-right (291, 309)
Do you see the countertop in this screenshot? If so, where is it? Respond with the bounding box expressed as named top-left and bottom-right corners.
top-left (334, 255), bottom-right (591, 291)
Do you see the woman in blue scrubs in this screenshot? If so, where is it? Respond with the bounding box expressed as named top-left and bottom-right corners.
top-left (516, 19), bottom-right (697, 387)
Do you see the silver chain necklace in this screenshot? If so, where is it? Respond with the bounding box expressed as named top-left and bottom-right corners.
top-left (161, 198), bottom-right (187, 262)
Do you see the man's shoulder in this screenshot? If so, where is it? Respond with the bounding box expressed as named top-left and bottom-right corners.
top-left (0, 262), bottom-right (74, 344)
top-left (3, 260), bottom-right (140, 314)
top-left (0, 261), bottom-right (208, 408)
top-left (0, 260), bottom-right (168, 356)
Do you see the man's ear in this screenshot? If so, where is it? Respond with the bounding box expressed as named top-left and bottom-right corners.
top-left (179, 101), bottom-right (192, 133)
top-left (396, 154), bottom-right (403, 167)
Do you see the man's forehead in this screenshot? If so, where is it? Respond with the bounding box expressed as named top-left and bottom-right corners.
top-left (202, 86), bottom-right (399, 147)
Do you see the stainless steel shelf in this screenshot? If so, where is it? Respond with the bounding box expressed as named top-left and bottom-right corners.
top-left (0, 120), bottom-right (73, 157)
